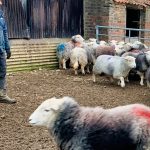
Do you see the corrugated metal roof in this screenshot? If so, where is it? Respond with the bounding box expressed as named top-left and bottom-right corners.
top-left (114, 0), bottom-right (150, 7)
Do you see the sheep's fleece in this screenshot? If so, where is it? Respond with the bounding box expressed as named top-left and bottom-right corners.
top-left (29, 97), bottom-right (150, 150)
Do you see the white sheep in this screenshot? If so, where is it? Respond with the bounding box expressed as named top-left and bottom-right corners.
top-left (92, 55), bottom-right (136, 87)
top-left (56, 35), bottom-right (84, 69)
top-left (29, 96), bottom-right (150, 150)
top-left (132, 41), bottom-right (148, 50)
top-left (70, 47), bottom-right (88, 75)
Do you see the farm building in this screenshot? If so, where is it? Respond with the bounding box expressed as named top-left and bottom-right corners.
top-left (1, 0), bottom-right (150, 72)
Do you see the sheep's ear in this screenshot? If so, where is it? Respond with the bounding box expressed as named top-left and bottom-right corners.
top-left (124, 57), bottom-right (130, 61)
top-left (50, 108), bottom-right (59, 113)
top-left (50, 102), bottom-right (61, 113)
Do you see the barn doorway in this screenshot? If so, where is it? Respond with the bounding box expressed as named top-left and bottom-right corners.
top-left (126, 8), bottom-right (141, 37)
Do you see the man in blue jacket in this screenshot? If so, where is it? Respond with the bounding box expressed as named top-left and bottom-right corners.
top-left (0, 1), bottom-right (16, 104)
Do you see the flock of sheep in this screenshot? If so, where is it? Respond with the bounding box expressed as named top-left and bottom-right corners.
top-left (28, 35), bottom-right (150, 150)
top-left (56, 35), bottom-right (150, 88)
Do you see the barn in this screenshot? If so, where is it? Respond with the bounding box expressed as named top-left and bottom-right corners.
top-left (1, 0), bottom-right (150, 72)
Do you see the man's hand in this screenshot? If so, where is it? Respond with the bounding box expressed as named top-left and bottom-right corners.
top-left (6, 51), bottom-right (11, 59)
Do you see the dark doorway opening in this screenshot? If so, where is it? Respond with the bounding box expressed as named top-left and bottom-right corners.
top-left (126, 8), bottom-right (140, 37)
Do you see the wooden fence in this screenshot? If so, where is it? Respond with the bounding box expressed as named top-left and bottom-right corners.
top-left (7, 38), bottom-right (69, 72)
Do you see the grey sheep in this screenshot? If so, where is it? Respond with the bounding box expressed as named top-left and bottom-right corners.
top-left (92, 55), bottom-right (136, 87)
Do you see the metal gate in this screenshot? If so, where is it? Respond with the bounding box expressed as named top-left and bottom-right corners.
top-left (96, 25), bottom-right (150, 44)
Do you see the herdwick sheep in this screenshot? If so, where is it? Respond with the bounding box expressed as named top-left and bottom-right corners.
top-left (95, 45), bottom-right (115, 58)
top-left (115, 42), bottom-right (133, 56)
top-left (70, 47), bottom-right (88, 75)
top-left (29, 96), bottom-right (150, 150)
top-left (122, 50), bottom-right (150, 85)
top-left (56, 35), bottom-right (84, 69)
top-left (132, 41), bottom-right (148, 50)
top-left (146, 67), bottom-right (150, 88)
top-left (92, 55), bottom-right (136, 87)
top-left (135, 52), bottom-right (150, 86)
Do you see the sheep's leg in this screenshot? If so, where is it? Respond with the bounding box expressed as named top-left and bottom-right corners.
top-left (92, 73), bottom-right (96, 82)
top-left (125, 76), bottom-right (129, 83)
top-left (147, 80), bottom-right (150, 88)
top-left (117, 80), bottom-right (121, 85)
top-left (62, 59), bottom-right (67, 69)
top-left (86, 66), bottom-right (90, 74)
top-left (109, 77), bottom-right (114, 83)
top-left (120, 77), bottom-right (125, 88)
top-left (59, 59), bottom-right (62, 69)
top-left (115, 76), bottom-right (125, 87)
top-left (137, 71), bottom-right (144, 86)
top-left (74, 70), bottom-right (78, 75)
top-left (81, 66), bottom-right (85, 75)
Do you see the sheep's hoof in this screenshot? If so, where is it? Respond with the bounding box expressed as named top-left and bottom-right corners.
top-left (121, 83), bottom-right (125, 88)
top-left (140, 82), bottom-right (144, 86)
top-left (121, 85), bottom-right (125, 88)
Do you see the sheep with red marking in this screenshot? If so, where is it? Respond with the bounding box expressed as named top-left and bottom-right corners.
top-left (29, 96), bottom-right (150, 150)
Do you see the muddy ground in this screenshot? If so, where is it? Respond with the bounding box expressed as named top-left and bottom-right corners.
top-left (0, 69), bottom-right (150, 150)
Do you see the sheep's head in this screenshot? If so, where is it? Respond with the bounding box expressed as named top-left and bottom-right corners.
top-left (99, 40), bottom-right (108, 46)
top-left (88, 38), bottom-right (97, 43)
top-left (109, 40), bottom-right (118, 46)
top-left (131, 41), bottom-right (147, 50)
top-left (71, 34), bottom-right (84, 43)
top-left (124, 56), bottom-right (136, 69)
top-left (29, 97), bottom-right (76, 128)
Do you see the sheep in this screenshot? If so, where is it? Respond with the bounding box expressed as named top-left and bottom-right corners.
top-left (95, 45), bottom-right (115, 58)
top-left (70, 47), bottom-right (88, 75)
top-left (131, 41), bottom-right (148, 50)
top-left (121, 50), bottom-right (150, 85)
top-left (92, 55), bottom-right (136, 87)
top-left (29, 96), bottom-right (150, 150)
top-left (146, 67), bottom-right (150, 88)
top-left (56, 35), bottom-right (84, 69)
top-left (115, 42), bottom-right (133, 56)
top-left (135, 52), bottom-right (150, 86)
top-left (72, 40), bottom-right (99, 72)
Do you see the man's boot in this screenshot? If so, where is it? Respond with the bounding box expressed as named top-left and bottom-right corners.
top-left (0, 90), bottom-right (16, 104)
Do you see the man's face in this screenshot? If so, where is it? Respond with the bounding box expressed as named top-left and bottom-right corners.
top-left (0, 1), bottom-right (2, 5)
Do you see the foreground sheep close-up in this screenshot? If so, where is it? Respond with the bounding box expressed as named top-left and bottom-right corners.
top-left (29, 96), bottom-right (150, 150)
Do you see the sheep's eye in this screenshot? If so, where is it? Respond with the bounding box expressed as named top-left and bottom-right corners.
top-left (44, 109), bottom-right (50, 112)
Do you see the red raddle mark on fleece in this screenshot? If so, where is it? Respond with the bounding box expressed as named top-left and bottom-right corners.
top-left (133, 106), bottom-right (150, 123)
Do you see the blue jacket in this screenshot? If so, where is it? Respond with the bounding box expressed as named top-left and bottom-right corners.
top-left (0, 10), bottom-right (10, 53)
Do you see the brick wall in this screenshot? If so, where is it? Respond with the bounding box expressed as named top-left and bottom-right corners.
top-left (108, 3), bottom-right (126, 41)
top-left (84, 0), bottom-right (111, 39)
top-left (84, 0), bottom-right (126, 41)
top-left (84, 0), bottom-right (150, 46)
top-left (144, 8), bottom-right (150, 46)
